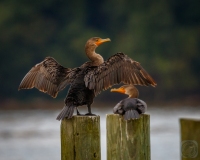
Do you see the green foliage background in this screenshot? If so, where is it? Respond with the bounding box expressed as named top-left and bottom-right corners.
top-left (1, 0), bottom-right (200, 103)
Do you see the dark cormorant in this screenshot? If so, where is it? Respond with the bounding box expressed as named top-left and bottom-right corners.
top-left (19, 37), bottom-right (156, 120)
top-left (111, 85), bottom-right (147, 120)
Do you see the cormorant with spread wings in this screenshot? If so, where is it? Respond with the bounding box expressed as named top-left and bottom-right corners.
top-left (18, 37), bottom-right (156, 120)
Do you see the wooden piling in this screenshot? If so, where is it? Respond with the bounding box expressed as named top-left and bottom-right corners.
top-left (61, 116), bottom-right (101, 160)
top-left (180, 118), bottom-right (200, 160)
top-left (106, 114), bottom-right (150, 160)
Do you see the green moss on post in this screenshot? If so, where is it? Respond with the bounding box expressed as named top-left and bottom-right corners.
top-left (107, 114), bottom-right (150, 160)
top-left (180, 118), bottom-right (200, 160)
top-left (61, 116), bottom-right (101, 160)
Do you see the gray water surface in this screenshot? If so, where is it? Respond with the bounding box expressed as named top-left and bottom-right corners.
top-left (0, 106), bottom-right (200, 160)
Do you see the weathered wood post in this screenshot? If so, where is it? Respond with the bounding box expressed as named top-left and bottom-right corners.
top-left (61, 116), bottom-right (101, 160)
top-left (107, 114), bottom-right (150, 160)
top-left (180, 118), bottom-right (200, 160)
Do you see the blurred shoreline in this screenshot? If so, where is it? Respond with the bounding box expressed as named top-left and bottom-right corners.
top-left (1, 98), bottom-right (200, 110)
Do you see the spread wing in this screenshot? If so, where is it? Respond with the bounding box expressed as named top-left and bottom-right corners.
top-left (84, 53), bottom-right (157, 95)
top-left (18, 57), bottom-right (75, 98)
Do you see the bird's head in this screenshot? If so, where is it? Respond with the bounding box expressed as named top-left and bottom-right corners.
top-left (85, 37), bottom-right (111, 65)
top-left (85, 37), bottom-right (111, 52)
top-left (111, 85), bottom-right (139, 98)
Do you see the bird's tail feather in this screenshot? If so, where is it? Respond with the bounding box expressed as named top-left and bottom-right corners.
top-left (124, 109), bottom-right (140, 120)
top-left (56, 105), bottom-right (75, 121)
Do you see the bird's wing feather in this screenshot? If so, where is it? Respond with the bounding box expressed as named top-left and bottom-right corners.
top-left (84, 53), bottom-right (157, 95)
top-left (18, 57), bottom-right (75, 98)
top-left (136, 99), bottom-right (147, 113)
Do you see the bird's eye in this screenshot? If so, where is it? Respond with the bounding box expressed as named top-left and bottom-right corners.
top-left (96, 39), bottom-right (99, 42)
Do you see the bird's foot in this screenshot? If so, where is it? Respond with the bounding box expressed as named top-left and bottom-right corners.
top-left (76, 113), bottom-right (84, 116)
top-left (85, 113), bottom-right (97, 116)
top-left (76, 108), bottom-right (83, 116)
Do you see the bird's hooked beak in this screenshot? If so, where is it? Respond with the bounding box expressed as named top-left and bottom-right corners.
top-left (95, 38), bottom-right (111, 46)
top-left (110, 87), bottom-right (126, 94)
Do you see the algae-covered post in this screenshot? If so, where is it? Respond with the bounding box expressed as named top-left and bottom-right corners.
top-left (106, 114), bottom-right (150, 160)
top-left (61, 116), bottom-right (101, 160)
top-left (180, 118), bottom-right (200, 160)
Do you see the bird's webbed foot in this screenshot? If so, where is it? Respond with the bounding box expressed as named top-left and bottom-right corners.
top-left (85, 113), bottom-right (97, 116)
top-left (76, 113), bottom-right (84, 116)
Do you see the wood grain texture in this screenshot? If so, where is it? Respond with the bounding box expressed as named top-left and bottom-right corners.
top-left (107, 114), bottom-right (150, 160)
top-left (61, 116), bottom-right (101, 160)
top-left (180, 118), bottom-right (200, 160)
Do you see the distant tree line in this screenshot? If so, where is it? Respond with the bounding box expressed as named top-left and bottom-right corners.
top-left (0, 0), bottom-right (200, 103)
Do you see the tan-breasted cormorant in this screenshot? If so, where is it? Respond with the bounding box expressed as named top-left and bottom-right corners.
top-left (111, 85), bottom-right (147, 120)
top-left (18, 37), bottom-right (156, 120)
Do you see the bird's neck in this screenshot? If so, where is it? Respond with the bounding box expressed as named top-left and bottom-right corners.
top-left (85, 48), bottom-right (104, 66)
top-left (129, 94), bottom-right (139, 98)
top-left (128, 88), bottom-right (139, 98)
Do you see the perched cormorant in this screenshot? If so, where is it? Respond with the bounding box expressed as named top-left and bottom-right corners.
top-left (111, 85), bottom-right (147, 120)
top-left (18, 37), bottom-right (156, 120)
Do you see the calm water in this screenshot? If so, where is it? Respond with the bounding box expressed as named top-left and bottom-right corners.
top-left (0, 106), bottom-right (200, 160)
